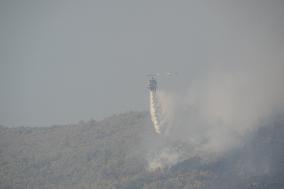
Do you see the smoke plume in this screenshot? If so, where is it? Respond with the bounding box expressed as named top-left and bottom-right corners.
top-left (146, 0), bottom-right (284, 171)
top-left (146, 61), bottom-right (284, 170)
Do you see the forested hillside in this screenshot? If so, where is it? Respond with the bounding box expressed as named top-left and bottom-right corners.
top-left (0, 112), bottom-right (283, 189)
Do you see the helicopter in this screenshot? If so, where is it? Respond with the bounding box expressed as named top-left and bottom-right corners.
top-left (146, 72), bottom-right (177, 91)
top-left (146, 74), bottom-right (158, 91)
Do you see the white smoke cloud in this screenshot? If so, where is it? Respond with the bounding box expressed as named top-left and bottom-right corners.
top-left (146, 0), bottom-right (284, 170)
top-left (147, 61), bottom-right (284, 170)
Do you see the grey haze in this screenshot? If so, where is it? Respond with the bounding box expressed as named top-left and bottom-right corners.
top-left (1, 0), bottom-right (284, 126)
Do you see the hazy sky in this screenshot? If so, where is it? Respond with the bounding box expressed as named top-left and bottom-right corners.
top-left (1, 0), bottom-right (283, 127)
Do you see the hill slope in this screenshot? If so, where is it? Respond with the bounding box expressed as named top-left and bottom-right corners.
top-left (0, 112), bottom-right (283, 189)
